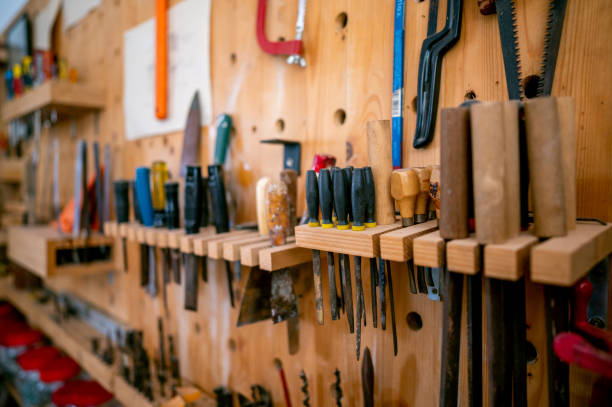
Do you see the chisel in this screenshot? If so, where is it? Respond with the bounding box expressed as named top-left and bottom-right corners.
top-left (208, 164), bottom-right (234, 307)
top-left (72, 140), bottom-right (86, 264)
top-left (305, 170), bottom-right (324, 325)
top-left (364, 167), bottom-right (378, 328)
top-left (352, 168), bottom-right (366, 360)
top-left (414, 167), bottom-right (432, 293)
top-left (136, 166), bottom-right (158, 297)
top-left (199, 176), bottom-right (210, 282)
top-left (131, 179), bottom-right (149, 287)
top-left (113, 180), bottom-right (130, 271)
top-left (386, 259), bottom-right (398, 355)
top-left (319, 168), bottom-right (339, 320)
top-left (163, 181), bottom-right (180, 314)
top-left (93, 141), bottom-right (103, 231)
top-left (390, 169), bottom-right (419, 293)
top-left (157, 317), bottom-right (167, 397)
top-left (342, 166), bottom-right (355, 333)
top-left (332, 168), bottom-right (351, 325)
top-left (427, 165), bottom-right (442, 301)
top-left (183, 165), bottom-right (202, 311)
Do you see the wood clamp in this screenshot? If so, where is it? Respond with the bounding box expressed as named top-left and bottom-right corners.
top-left (256, 0), bottom-right (306, 67)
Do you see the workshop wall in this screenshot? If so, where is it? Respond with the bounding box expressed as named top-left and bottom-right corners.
top-left (11, 0), bottom-right (612, 406)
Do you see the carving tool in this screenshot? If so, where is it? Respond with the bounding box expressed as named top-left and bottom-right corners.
top-left (93, 141), bottom-right (103, 231)
top-left (183, 166), bottom-right (202, 311)
top-left (256, 0), bottom-right (307, 67)
top-left (352, 168), bottom-right (366, 360)
top-left (155, 0), bottom-right (167, 119)
top-left (103, 145), bottom-right (111, 226)
top-left (157, 318), bottom-right (167, 397)
top-left (179, 92), bottom-right (201, 177)
top-left (168, 335), bottom-right (181, 389)
top-left (152, 161), bottom-right (168, 227)
top-left (361, 347), bottom-right (374, 407)
top-left (319, 168), bottom-right (339, 320)
top-left (341, 166), bottom-right (355, 333)
top-left (136, 167), bottom-right (158, 297)
top-left (386, 259), bottom-right (398, 355)
top-left (208, 164), bottom-right (234, 307)
top-left (363, 167), bottom-right (378, 327)
top-left (131, 179), bottom-right (149, 287)
top-left (114, 180), bottom-right (130, 271)
top-left (390, 168), bottom-right (419, 294)
top-left (412, 0), bottom-right (462, 148)
top-left (391, 0), bottom-right (406, 168)
top-left (427, 165), bottom-right (442, 301)
top-left (274, 359), bottom-right (292, 407)
top-left (305, 169), bottom-right (324, 325)
top-left (414, 167), bottom-right (432, 293)
top-left (332, 168), bottom-right (348, 318)
top-left (331, 368), bottom-right (342, 407)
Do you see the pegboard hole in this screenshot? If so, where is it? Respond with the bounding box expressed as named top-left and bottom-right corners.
top-left (523, 75), bottom-right (541, 99)
top-left (230, 53), bottom-right (237, 64)
top-left (464, 90), bottom-right (477, 100)
top-left (334, 109), bottom-right (346, 125)
top-left (526, 340), bottom-right (538, 364)
top-left (335, 12), bottom-right (348, 30)
top-left (275, 119), bottom-right (285, 132)
top-left (251, 125), bottom-right (257, 133)
top-left (278, 36), bottom-right (285, 42)
top-left (194, 322), bottom-right (201, 334)
top-left (411, 96), bottom-right (418, 113)
top-left (228, 338), bottom-right (237, 352)
top-left (406, 312), bottom-right (423, 331)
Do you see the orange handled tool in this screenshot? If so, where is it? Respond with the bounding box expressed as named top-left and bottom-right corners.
top-left (155, 0), bottom-right (167, 119)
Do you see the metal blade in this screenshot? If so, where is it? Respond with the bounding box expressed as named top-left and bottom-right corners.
top-left (313, 250), bottom-right (324, 325)
top-left (362, 347), bottom-right (374, 407)
top-left (370, 258), bottom-right (378, 328)
top-left (179, 92), bottom-right (201, 177)
top-left (537, 0), bottom-right (568, 96)
top-left (237, 266), bottom-right (271, 326)
top-left (270, 268), bottom-right (298, 323)
top-left (184, 254), bottom-right (199, 311)
top-left (327, 251), bottom-right (338, 320)
top-left (343, 254), bottom-right (354, 333)
top-left (496, 0), bottom-right (523, 100)
top-left (287, 315), bottom-right (299, 355)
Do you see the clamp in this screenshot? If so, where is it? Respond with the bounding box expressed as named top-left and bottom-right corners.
top-left (256, 0), bottom-right (307, 67)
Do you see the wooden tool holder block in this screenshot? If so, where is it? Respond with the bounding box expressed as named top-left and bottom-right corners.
top-left (379, 220), bottom-right (438, 262)
top-left (259, 242), bottom-right (312, 272)
top-left (295, 223), bottom-right (402, 258)
top-left (207, 231), bottom-right (257, 259)
top-left (240, 240), bottom-right (274, 267)
top-left (223, 234), bottom-right (270, 261)
top-left (484, 233), bottom-right (538, 280)
top-left (531, 222), bottom-right (612, 286)
top-left (190, 229), bottom-right (248, 256)
top-left (103, 221), bottom-right (118, 237)
top-left (413, 231), bottom-right (445, 268)
top-left (446, 237), bottom-right (480, 274)
top-left (8, 226), bottom-right (115, 278)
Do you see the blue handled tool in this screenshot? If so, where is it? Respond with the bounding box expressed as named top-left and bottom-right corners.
top-left (391, 0), bottom-right (406, 169)
top-left (135, 167), bottom-right (154, 227)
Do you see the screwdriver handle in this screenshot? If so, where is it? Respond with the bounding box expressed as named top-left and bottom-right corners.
top-left (256, 177), bottom-right (271, 236)
top-left (390, 169), bottom-right (419, 227)
top-left (200, 177), bottom-right (210, 227)
top-left (208, 164), bottom-right (230, 234)
top-left (351, 168), bottom-right (366, 231)
top-left (130, 180), bottom-right (142, 224)
top-left (184, 166), bottom-right (202, 234)
top-left (364, 167), bottom-right (376, 228)
top-left (319, 169), bottom-right (333, 228)
top-left (213, 114), bottom-right (232, 165)
top-left (332, 168), bottom-right (348, 230)
top-left (305, 170), bottom-right (319, 227)
top-left (114, 180), bottom-right (130, 224)
top-left (343, 167), bottom-right (353, 223)
top-left (164, 181), bottom-right (180, 229)
top-left (414, 167), bottom-right (432, 224)
top-left (135, 167), bottom-right (154, 227)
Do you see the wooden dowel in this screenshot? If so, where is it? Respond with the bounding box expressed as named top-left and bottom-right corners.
top-left (366, 120), bottom-right (396, 225)
top-left (557, 97), bottom-right (576, 230)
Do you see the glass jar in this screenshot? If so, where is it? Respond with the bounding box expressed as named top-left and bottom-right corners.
top-left (51, 380), bottom-right (119, 407)
top-left (34, 356), bottom-right (81, 406)
top-left (0, 328), bottom-right (43, 377)
top-left (14, 346), bottom-right (61, 406)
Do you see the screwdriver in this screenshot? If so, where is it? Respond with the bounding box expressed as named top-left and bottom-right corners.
top-left (305, 169), bottom-right (324, 325)
top-left (151, 161), bottom-right (168, 227)
top-left (131, 179), bottom-right (149, 287)
top-left (208, 164), bottom-right (234, 307)
top-left (319, 168), bottom-right (339, 320)
top-left (136, 167), bottom-right (157, 296)
top-left (341, 167), bottom-right (355, 333)
top-left (163, 181), bottom-right (179, 314)
top-left (414, 166), bottom-right (432, 293)
top-left (183, 166), bottom-right (202, 311)
top-left (352, 168), bottom-right (367, 360)
top-left (113, 180), bottom-right (130, 272)
top-left (390, 168), bottom-right (419, 293)
top-left (364, 167), bottom-right (378, 328)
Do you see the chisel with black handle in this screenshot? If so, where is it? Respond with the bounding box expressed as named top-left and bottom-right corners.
top-left (364, 167), bottom-right (378, 328)
top-left (306, 170), bottom-right (324, 325)
top-left (183, 165), bottom-right (202, 311)
top-left (319, 168), bottom-right (339, 321)
top-left (114, 180), bottom-right (130, 272)
top-left (352, 168), bottom-right (366, 360)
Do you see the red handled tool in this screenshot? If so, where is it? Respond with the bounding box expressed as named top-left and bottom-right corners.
top-left (256, 0), bottom-right (306, 66)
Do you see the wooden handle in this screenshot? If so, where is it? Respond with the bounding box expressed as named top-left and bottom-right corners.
top-left (256, 177), bottom-right (271, 237)
top-left (280, 169), bottom-right (298, 236)
top-left (429, 165), bottom-right (440, 219)
top-left (267, 181), bottom-right (289, 246)
top-left (470, 102), bottom-right (509, 244)
top-left (557, 97), bottom-right (576, 230)
top-left (390, 169), bottom-right (419, 226)
top-left (366, 120), bottom-right (396, 225)
top-left (414, 167), bottom-right (432, 224)
top-left (525, 96), bottom-right (567, 238)
top-left (440, 107), bottom-right (470, 239)
top-left (503, 101), bottom-right (521, 238)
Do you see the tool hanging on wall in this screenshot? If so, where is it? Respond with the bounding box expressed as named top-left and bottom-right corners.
top-left (155, 0), bottom-right (167, 119)
top-left (391, 0), bottom-right (406, 168)
top-left (331, 369), bottom-right (342, 407)
top-left (299, 370), bottom-right (310, 407)
top-left (136, 166), bottom-right (158, 297)
top-left (164, 181), bottom-right (180, 291)
top-left (114, 180), bottom-right (130, 271)
top-left (179, 92), bottom-right (201, 177)
top-left (412, 0), bottom-right (463, 148)
top-left (361, 347), bottom-right (374, 407)
top-left (256, 0), bottom-right (307, 67)
top-left (184, 165), bottom-right (203, 311)
top-left (274, 359), bottom-right (292, 407)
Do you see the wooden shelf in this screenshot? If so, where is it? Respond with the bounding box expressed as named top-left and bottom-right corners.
top-left (1, 80), bottom-right (105, 122)
top-left (206, 231), bottom-right (257, 259)
top-left (8, 226), bottom-right (115, 278)
top-left (484, 233), bottom-right (538, 280)
top-left (379, 221), bottom-right (438, 262)
top-left (295, 222), bottom-right (402, 258)
top-left (0, 157), bottom-right (25, 183)
top-left (191, 230), bottom-right (249, 256)
top-left (0, 278), bottom-right (214, 407)
top-left (240, 240), bottom-right (274, 267)
top-left (259, 242), bottom-right (311, 271)
top-left (223, 234), bottom-right (269, 261)
top-left (413, 231), bottom-right (445, 268)
top-left (531, 222), bottom-right (612, 286)
top-left (446, 237), bottom-right (480, 275)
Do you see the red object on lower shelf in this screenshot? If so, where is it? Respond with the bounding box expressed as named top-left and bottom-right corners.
top-left (17, 346), bottom-right (60, 371)
top-left (39, 355), bottom-right (80, 383)
top-left (51, 380), bottom-right (113, 407)
top-left (554, 332), bottom-right (612, 379)
top-left (0, 328), bottom-right (43, 347)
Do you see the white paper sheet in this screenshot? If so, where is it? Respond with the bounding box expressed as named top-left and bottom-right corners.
top-left (123, 0), bottom-right (212, 140)
top-left (33, 0), bottom-right (61, 50)
top-left (62, 0), bottom-right (101, 30)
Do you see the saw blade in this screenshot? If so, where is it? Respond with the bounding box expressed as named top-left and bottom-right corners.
top-left (537, 0), bottom-right (568, 96)
top-left (496, 0), bottom-right (522, 100)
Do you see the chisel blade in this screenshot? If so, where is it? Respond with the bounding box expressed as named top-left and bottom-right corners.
top-left (378, 257), bottom-right (386, 330)
top-left (237, 266), bottom-right (271, 326)
top-left (370, 258), bottom-right (378, 329)
top-left (225, 260), bottom-right (235, 308)
top-left (362, 347), bottom-right (374, 407)
top-left (148, 246), bottom-right (158, 297)
top-left (171, 249), bottom-right (181, 284)
top-left (313, 249), bottom-right (324, 325)
top-left (328, 251), bottom-right (339, 320)
top-left (355, 256), bottom-right (363, 360)
top-left (200, 255), bottom-right (208, 282)
top-left (184, 254), bottom-right (198, 311)
top-left (270, 268), bottom-right (298, 323)
top-left (179, 92), bottom-right (201, 177)
top-left (343, 254), bottom-right (355, 333)
top-left (386, 260), bottom-right (398, 356)
top-left (140, 244), bottom-right (149, 287)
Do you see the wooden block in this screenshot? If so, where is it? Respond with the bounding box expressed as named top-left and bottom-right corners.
top-left (192, 230), bottom-right (249, 256)
top-left (531, 223), bottom-right (612, 286)
top-left (259, 243), bottom-right (312, 271)
top-left (145, 228), bottom-right (158, 246)
top-left (136, 227), bottom-right (148, 244)
top-left (118, 223), bottom-right (132, 238)
top-left (126, 224), bottom-right (140, 241)
top-left (223, 235), bottom-right (272, 261)
top-left (167, 229), bottom-right (186, 249)
top-left (366, 120), bottom-right (396, 225)
top-left (379, 220), bottom-right (439, 262)
top-left (413, 231), bottom-right (445, 268)
top-left (295, 222), bottom-right (402, 258)
top-left (0, 157), bottom-right (25, 183)
top-left (446, 236), bottom-right (480, 275)
top-left (157, 228), bottom-right (170, 247)
top-left (207, 231), bottom-right (256, 259)
top-left (103, 221), bottom-right (117, 237)
top-left (240, 240), bottom-right (273, 267)
top-left (484, 233), bottom-right (538, 280)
